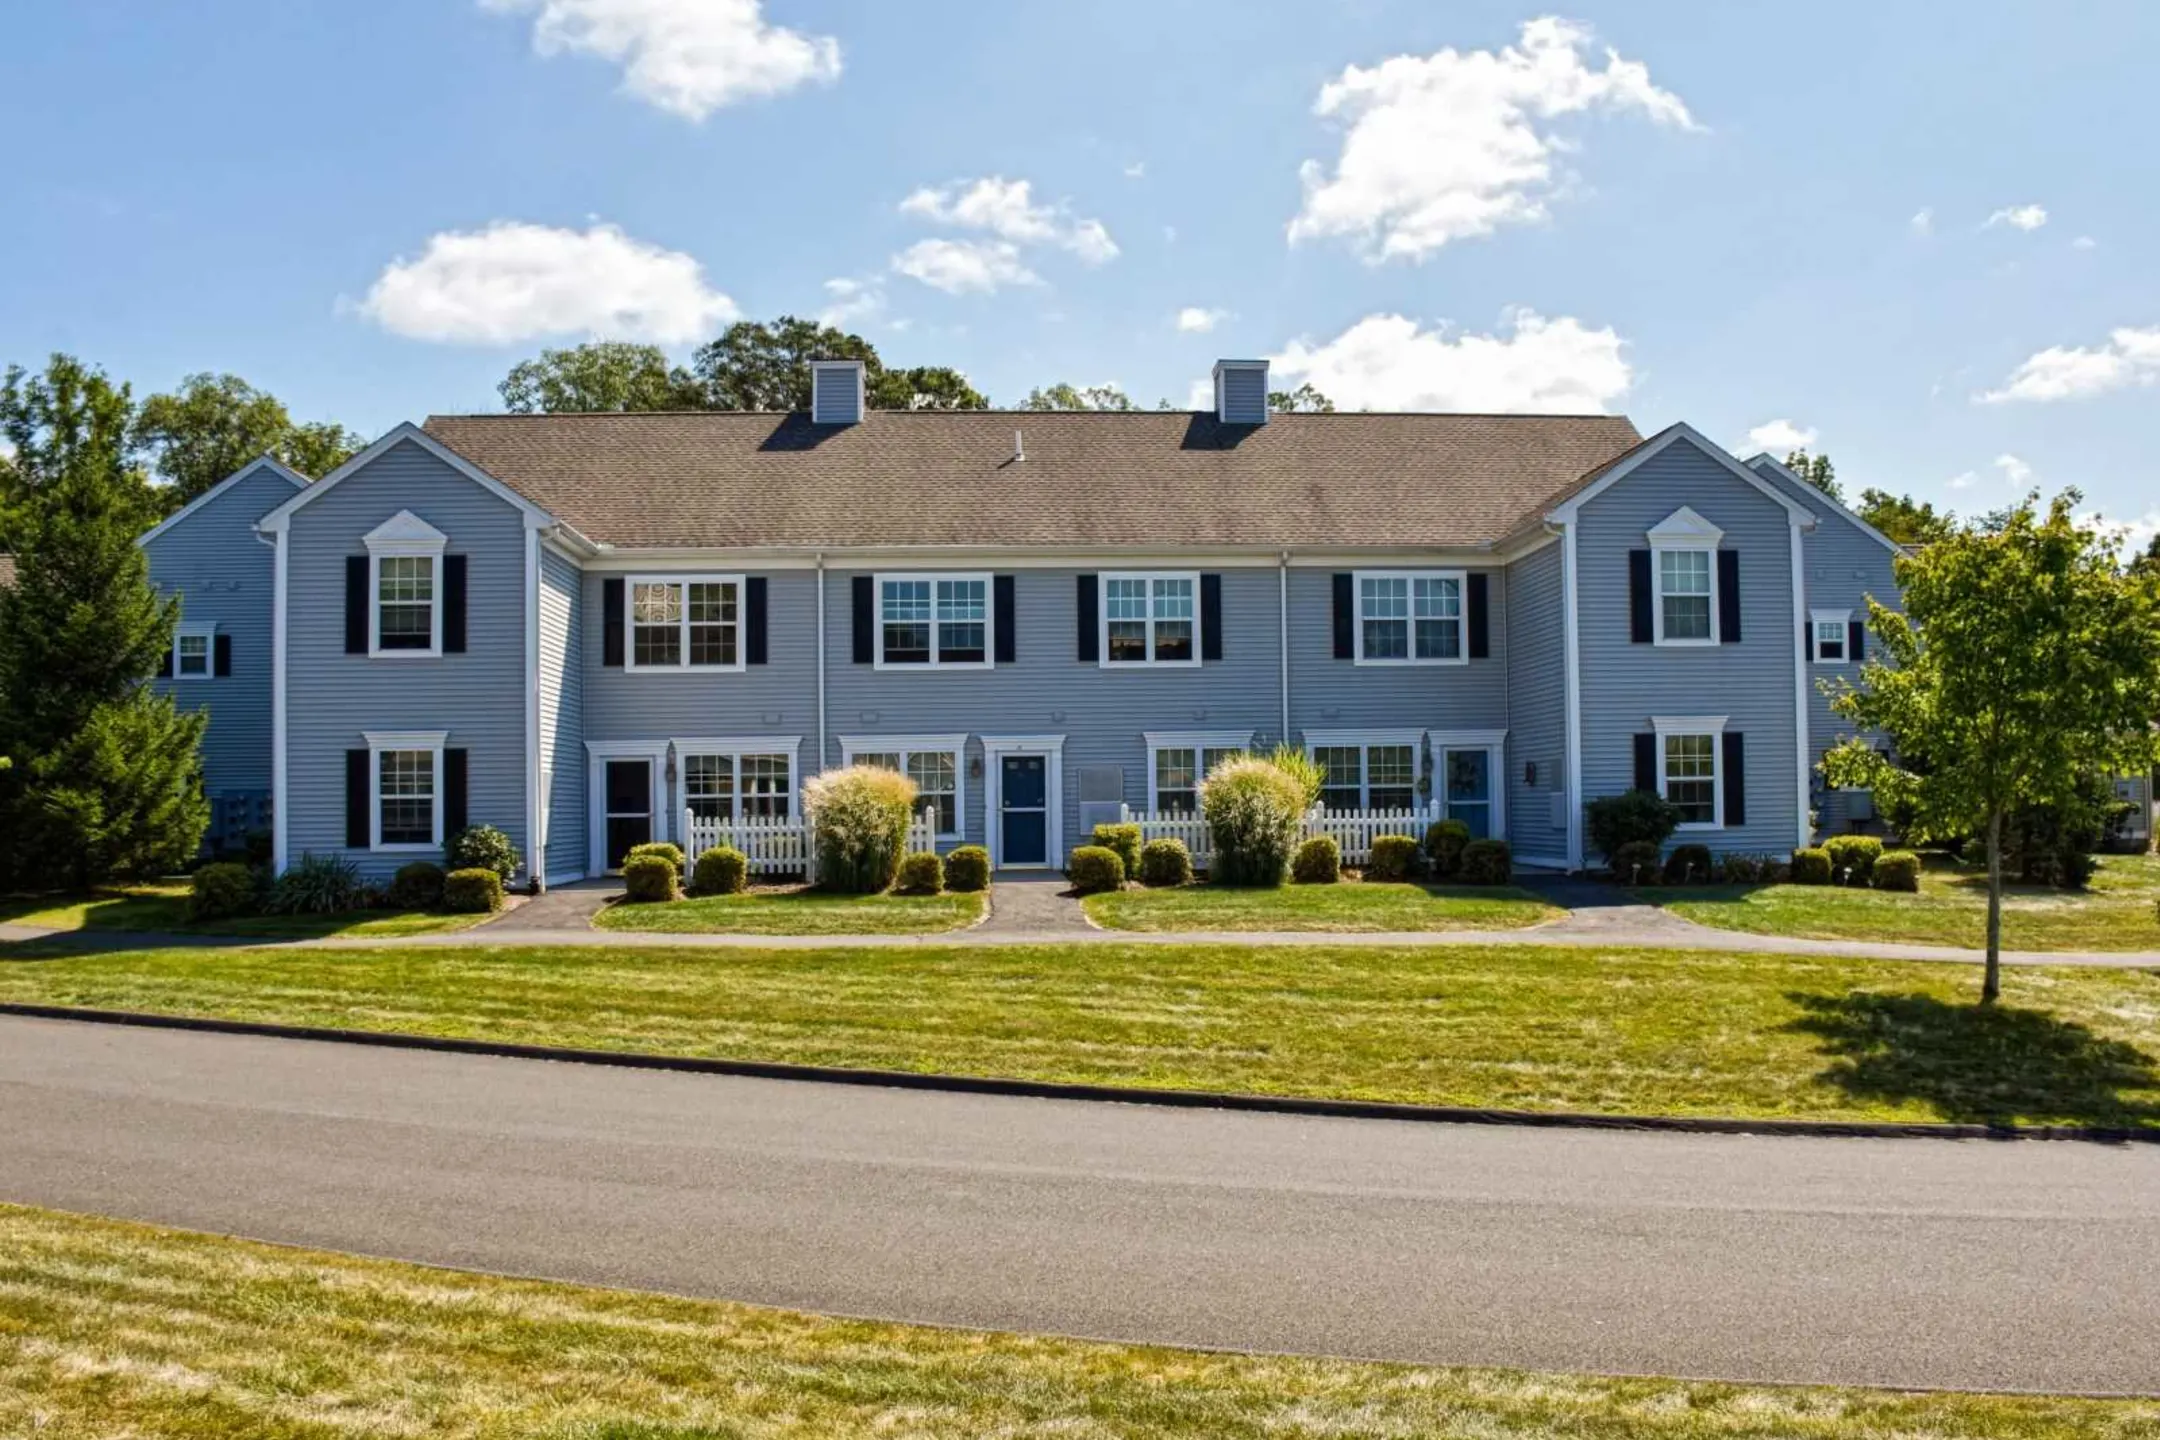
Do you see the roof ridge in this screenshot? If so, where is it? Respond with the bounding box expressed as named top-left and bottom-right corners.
top-left (425, 409), bottom-right (1635, 422)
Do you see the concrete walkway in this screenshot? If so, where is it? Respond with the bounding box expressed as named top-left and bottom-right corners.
top-left (975, 875), bottom-right (1097, 937)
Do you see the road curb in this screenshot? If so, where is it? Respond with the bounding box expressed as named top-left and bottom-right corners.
top-left (5, 1001), bottom-right (2155, 1144)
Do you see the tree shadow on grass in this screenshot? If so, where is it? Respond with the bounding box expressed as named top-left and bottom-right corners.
top-left (1786, 990), bottom-right (2160, 1129)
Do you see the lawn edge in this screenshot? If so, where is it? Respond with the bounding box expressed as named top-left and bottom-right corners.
top-left (7, 1001), bottom-right (2153, 1145)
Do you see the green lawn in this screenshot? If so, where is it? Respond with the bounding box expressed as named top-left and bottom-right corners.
top-left (2, 1206), bottom-right (2148, 1440)
top-left (1657, 852), bottom-right (2160, 952)
top-left (0, 883), bottom-right (485, 939)
top-left (1084, 880), bottom-right (1558, 932)
top-left (4, 940), bottom-right (2156, 1127)
top-left (596, 886), bottom-right (986, 934)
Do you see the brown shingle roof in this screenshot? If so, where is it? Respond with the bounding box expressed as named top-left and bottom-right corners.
top-left (421, 410), bottom-right (1642, 551)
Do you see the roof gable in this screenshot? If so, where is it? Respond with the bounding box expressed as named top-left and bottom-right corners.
top-left (1743, 453), bottom-right (1906, 556)
top-left (255, 422), bottom-right (562, 536)
top-left (1546, 423), bottom-right (1818, 528)
top-left (137, 456), bottom-right (309, 548)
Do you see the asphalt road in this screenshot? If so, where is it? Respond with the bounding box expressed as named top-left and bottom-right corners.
top-left (4, 1014), bottom-right (2157, 1394)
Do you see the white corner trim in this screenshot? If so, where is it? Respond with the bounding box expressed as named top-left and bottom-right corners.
top-left (271, 528), bottom-right (288, 873)
top-left (524, 526), bottom-right (542, 887)
top-left (1561, 520), bottom-right (1583, 870)
top-left (1791, 516), bottom-right (1813, 849)
top-left (138, 456), bottom-right (309, 548)
top-left (253, 422), bottom-right (560, 534)
top-left (1546, 423), bottom-right (1819, 528)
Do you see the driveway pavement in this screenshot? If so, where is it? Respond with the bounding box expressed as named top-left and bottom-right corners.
top-left (4, 1013), bottom-right (2156, 1394)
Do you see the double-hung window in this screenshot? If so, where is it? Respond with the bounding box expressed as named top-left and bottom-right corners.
top-left (845, 736), bottom-right (966, 836)
top-left (1812, 610), bottom-right (1849, 664)
top-left (363, 510), bottom-right (448, 658)
top-left (365, 730), bottom-right (446, 850)
top-left (1145, 733), bottom-right (1250, 814)
top-left (1102, 573), bottom-right (1198, 666)
top-left (173, 623), bottom-right (214, 679)
top-left (677, 742), bottom-right (797, 823)
top-left (628, 576), bottom-right (743, 671)
top-left (1653, 717), bottom-right (1725, 829)
top-left (1354, 571), bottom-right (1464, 664)
top-left (1657, 550), bottom-right (1713, 642)
top-left (1309, 737), bottom-right (1419, 812)
top-left (879, 574), bottom-right (989, 668)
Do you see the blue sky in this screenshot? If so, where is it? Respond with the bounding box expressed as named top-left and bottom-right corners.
top-left (4, 2), bottom-right (2155, 537)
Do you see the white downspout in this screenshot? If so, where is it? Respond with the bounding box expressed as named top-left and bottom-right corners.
top-left (1278, 550), bottom-right (1291, 745)
top-left (815, 552), bottom-right (828, 775)
top-left (1790, 516), bottom-right (1812, 850)
top-left (268, 526), bottom-right (288, 874)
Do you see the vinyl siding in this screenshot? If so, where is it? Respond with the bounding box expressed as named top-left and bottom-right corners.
top-left (1502, 539), bottom-right (1569, 861)
top-left (283, 439), bottom-right (530, 881)
top-left (143, 466), bottom-right (299, 804)
top-left (1576, 443), bottom-right (1800, 857)
top-left (539, 545), bottom-right (585, 881)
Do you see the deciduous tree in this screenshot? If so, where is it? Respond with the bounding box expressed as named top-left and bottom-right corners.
top-left (1269, 384), bottom-right (1336, 413)
top-left (497, 343), bottom-right (702, 414)
top-left (1856, 488), bottom-right (1959, 548)
top-left (134, 372), bottom-right (364, 506)
top-left (1783, 449), bottom-right (1840, 501)
top-left (1022, 383), bottom-right (1137, 411)
top-left (687, 317), bottom-right (986, 412)
top-left (1822, 494), bottom-right (2160, 1001)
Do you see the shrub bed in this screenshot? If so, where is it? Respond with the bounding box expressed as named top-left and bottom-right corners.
top-left (894, 851), bottom-right (945, 895)
top-left (1202, 752), bottom-right (1316, 887)
top-left (188, 862), bottom-right (256, 921)
top-left (944, 845), bottom-right (991, 893)
top-left (446, 825), bottom-right (519, 882)
top-left (264, 853), bottom-right (366, 915)
top-left (1091, 823), bottom-right (1142, 879)
top-left (806, 764), bottom-right (917, 894)
top-left (1611, 840), bottom-right (1662, 885)
top-left (1663, 843), bottom-right (1714, 886)
top-left (1459, 839), bottom-right (1512, 886)
top-left (1791, 847), bottom-right (1833, 886)
top-left (1586, 790), bottom-right (1679, 868)
top-left (1066, 845), bottom-right (1125, 895)
top-left (387, 862), bottom-right (446, 911)
top-left (1291, 835), bottom-right (1341, 885)
top-left (624, 842), bottom-right (685, 873)
top-left (442, 867), bottom-right (504, 914)
top-left (1365, 835), bottom-right (1420, 882)
top-left (1873, 850), bottom-right (1922, 892)
top-left (1825, 835), bottom-right (1884, 886)
top-left (1423, 819), bottom-right (1470, 880)
top-left (621, 855), bottom-right (677, 903)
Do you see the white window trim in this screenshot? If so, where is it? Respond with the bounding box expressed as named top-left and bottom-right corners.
top-left (173, 622), bottom-right (216, 681)
top-left (980, 734), bottom-right (1065, 871)
top-left (1430, 727), bottom-right (1508, 840)
top-left (1351, 568), bottom-right (1469, 666)
top-left (839, 733), bottom-right (969, 839)
top-left (1651, 714), bottom-right (1727, 831)
top-left (1141, 729), bottom-right (1255, 812)
top-left (670, 735), bottom-right (804, 826)
top-left (584, 739), bottom-right (668, 876)
top-left (1647, 507), bottom-right (1723, 650)
top-left (1303, 727), bottom-right (1425, 812)
top-left (364, 512), bottom-right (447, 660)
top-left (1810, 608), bottom-right (1851, 665)
top-left (1099, 570), bottom-right (1203, 669)
top-left (363, 729), bottom-right (447, 853)
top-left (623, 573), bottom-right (749, 674)
top-left (873, 571), bottom-right (995, 671)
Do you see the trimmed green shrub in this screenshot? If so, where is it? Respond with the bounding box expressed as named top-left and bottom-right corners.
top-left (1066, 845), bottom-right (1125, 895)
top-left (621, 855), bottom-right (677, 902)
top-left (1612, 839), bottom-right (1662, 884)
top-left (387, 861), bottom-right (446, 910)
top-left (1201, 755), bottom-right (1310, 887)
top-left (1585, 790), bottom-right (1680, 866)
top-left (1717, 852), bottom-right (1779, 885)
top-left (1291, 835), bottom-right (1341, 885)
top-left (2000, 779), bottom-right (2115, 889)
top-left (1138, 838), bottom-right (1193, 888)
top-left (691, 846), bottom-right (748, 897)
top-left (1791, 847), bottom-right (1833, 885)
top-left (624, 841), bottom-right (685, 873)
top-left (805, 764), bottom-right (917, 894)
top-left (1873, 850), bottom-right (1921, 892)
top-left (442, 867), bottom-right (504, 913)
top-left (1824, 834), bottom-right (1883, 885)
top-left (1424, 819), bottom-right (1472, 879)
top-left (1459, 838), bottom-right (1512, 886)
top-left (1091, 823), bottom-right (1143, 879)
top-left (1366, 834), bottom-right (1420, 882)
top-left (263, 852), bottom-right (365, 914)
top-left (894, 850), bottom-right (944, 895)
top-left (944, 845), bottom-right (990, 893)
top-left (1663, 843), bottom-right (1714, 886)
top-left (446, 824), bottom-right (518, 882)
top-left (188, 862), bottom-right (256, 922)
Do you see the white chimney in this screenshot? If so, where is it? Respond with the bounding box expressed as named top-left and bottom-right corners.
top-left (1212, 359), bottom-right (1269, 426)
top-left (809, 359), bottom-right (865, 425)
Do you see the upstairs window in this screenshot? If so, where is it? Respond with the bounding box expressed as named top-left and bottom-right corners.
top-left (1355, 571), bottom-right (1463, 663)
top-left (1812, 612), bottom-right (1849, 664)
top-left (362, 510), bottom-right (450, 659)
top-left (1657, 550), bottom-right (1713, 642)
top-left (173, 624), bottom-right (214, 679)
top-left (628, 577), bottom-right (742, 671)
top-left (1103, 573), bottom-right (1198, 665)
top-left (878, 575), bottom-right (989, 667)
top-left (376, 555), bottom-right (436, 651)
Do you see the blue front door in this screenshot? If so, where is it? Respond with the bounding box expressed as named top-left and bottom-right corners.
top-left (1000, 755), bottom-right (1048, 866)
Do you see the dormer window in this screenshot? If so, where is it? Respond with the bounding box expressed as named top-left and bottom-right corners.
top-left (363, 511), bottom-right (448, 658)
top-left (1645, 507), bottom-right (1724, 648)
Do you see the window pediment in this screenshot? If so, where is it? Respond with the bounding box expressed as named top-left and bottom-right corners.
top-left (1645, 506), bottom-right (1724, 546)
top-left (363, 510), bottom-right (448, 552)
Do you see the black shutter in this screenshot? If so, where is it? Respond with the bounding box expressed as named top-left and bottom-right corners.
top-left (1848, 617), bottom-right (1864, 664)
top-left (601, 578), bottom-right (625, 667)
top-left (345, 556), bottom-right (368, 654)
top-left (993, 575), bottom-right (1016, 664)
top-left (1076, 574), bottom-right (1099, 661)
top-left (1633, 733), bottom-right (1657, 793)
top-left (745, 576), bottom-right (768, 664)
top-left (1628, 550), bottom-right (1652, 643)
top-left (156, 646), bottom-right (173, 678)
top-left (213, 633), bottom-right (232, 677)
top-left (1802, 617), bottom-right (1814, 661)
top-left (1722, 732), bottom-right (1746, 826)
top-left (852, 575), bottom-right (874, 664)
top-left (1466, 573), bottom-right (1490, 659)
top-left (443, 554), bottom-right (467, 654)
top-left (1717, 550), bottom-right (1742, 643)
top-left (1331, 573), bottom-right (1354, 659)
top-left (444, 748), bottom-right (469, 839)
top-left (345, 749), bottom-right (370, 848)
top-left (1200, 573), bottom-right (1223, 661)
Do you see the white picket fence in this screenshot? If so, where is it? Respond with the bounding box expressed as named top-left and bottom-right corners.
top-left (679, 807), bottom-right (937, 880)
top-left (1117, 802), bottom-right (1439, 869)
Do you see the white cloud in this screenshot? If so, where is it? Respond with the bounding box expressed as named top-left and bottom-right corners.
top-left (2080, 508), bottom-right (2160, 556)
top-left (1983, 203), bottom-right (2048, 231)
top-left (817, 276), bottom-right (883, 328)
top-left (2073, 234), bottom-right (2098, 250)
top-left (1175, 306), bottom-right (1229, 334)
top-left (889, 238), bottom-right (1040, 296)
top-left (1269, 309), bottom-right (1632, 413)
top-left (357, 220), bottom-right (736, 344)
top-left (1287, 17), bottom-right (1697, 263)
top-left (1976, 325), bottom-right (2160, 403)
top-left (899, 177), bottom-right (1118, 263)
top-left (1909, 207), bottom-right (1933, 235)
top-left (1744, 418), bottom-right (1817, 454)
top-left (1993, 453), bottom-right (2033, 486)
top-left (481, 0), bottom-right (839, 119)
top-left (1945, 470), bottom-right (1977, 491)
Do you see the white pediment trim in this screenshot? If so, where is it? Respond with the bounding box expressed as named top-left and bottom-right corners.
top-left (1646, 506), bottom-right (1725, 546)
top-left (363, 510), bottom-right (449, 551)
